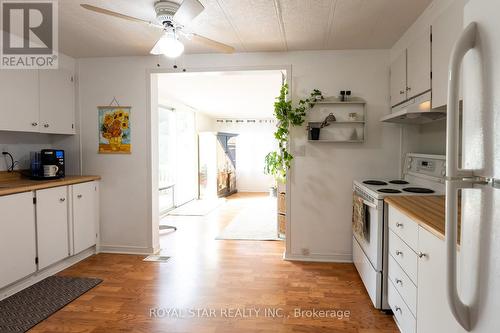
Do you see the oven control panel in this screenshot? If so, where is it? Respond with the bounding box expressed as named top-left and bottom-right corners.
top-left (404, 154), bottom-right (446, 181)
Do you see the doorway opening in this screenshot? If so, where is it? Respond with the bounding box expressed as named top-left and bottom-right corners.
top-left (150, 68), bottom-right (288, 253)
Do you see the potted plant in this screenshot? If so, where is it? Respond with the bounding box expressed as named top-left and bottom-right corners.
top-left (264, 83), bottom-right (324, 186)
top-left (264, 151), bottom-right (285, 197)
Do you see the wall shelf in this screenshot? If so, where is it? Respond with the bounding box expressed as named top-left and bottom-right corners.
top-left (314, 96), bottom-right (366, 105)
top-left (308, 97), bottom-right (366, 142)
top-left (307, 139), bottom-right (364, 143)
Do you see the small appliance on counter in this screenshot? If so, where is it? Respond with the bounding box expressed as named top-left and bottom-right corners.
top-left (30, 149), bottom-right (65, 180)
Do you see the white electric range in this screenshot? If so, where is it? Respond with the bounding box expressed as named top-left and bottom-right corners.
top-left (352, 153), bottom-right (446, 310)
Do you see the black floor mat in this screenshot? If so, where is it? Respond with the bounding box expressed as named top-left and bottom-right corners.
top-left (0, 276), bottom-right (102, 333)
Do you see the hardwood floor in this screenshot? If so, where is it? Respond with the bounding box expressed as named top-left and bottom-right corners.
top-left (30, 193), bottom-right (398, 333)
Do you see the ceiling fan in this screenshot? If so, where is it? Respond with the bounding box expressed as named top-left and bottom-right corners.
top-left (81, 0), bottom-right (235, 58)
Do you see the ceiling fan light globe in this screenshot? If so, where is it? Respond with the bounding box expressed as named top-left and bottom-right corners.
top-left (150, 35), bottom-right (185, 58)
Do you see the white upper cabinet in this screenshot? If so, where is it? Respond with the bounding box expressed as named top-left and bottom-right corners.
top-left (72, 181), bottom-right (99, 254)
top-left (36, 186), bottom-right (70, 270)
top-left (39, 69), bottom-right (75, 134)
top-left (407, 27), bottom-right (432, 99)
top-left (0, 70), bottom-right (40, 132)
top-left (390, 50), bottom-right (407, 106)
top-left (0, 67), bottom-right (75, 134)
top-left (431, 0), bottom-right (464, 109)
top-left (0, 192), bottom-right (37, 289)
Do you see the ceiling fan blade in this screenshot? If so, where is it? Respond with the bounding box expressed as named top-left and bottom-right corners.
top-left (80, 4), bottom-right (163, 29)
top-left (173, 0), bottom-right (205, 26)
top-left (189, 33), bottom-right (235, 53)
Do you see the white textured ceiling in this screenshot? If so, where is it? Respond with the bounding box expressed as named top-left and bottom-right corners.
top-left (157, 70), bottom-right (283, 118)
top-left (60, 0), bottom-right (432, 58)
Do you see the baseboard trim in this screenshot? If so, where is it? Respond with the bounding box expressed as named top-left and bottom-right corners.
top-left (283, 252), bottom-right (353, 263)
top-left (98, 244), bottom-right (154, 255)
top-left (0, 247), bottom-right (96, 301)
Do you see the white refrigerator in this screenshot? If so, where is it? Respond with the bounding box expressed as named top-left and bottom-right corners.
top-left (445, 0), bottom-right (500, 332)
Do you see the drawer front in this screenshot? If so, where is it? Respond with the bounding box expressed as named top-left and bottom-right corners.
top-left (389, 230), bottom-right (418, 284)
top-left (388, 206), bottom-right (419, 250)
top-left (388, 280), bottom-right (416, 333)
top-left (388, 255), bottom-right (417, 316)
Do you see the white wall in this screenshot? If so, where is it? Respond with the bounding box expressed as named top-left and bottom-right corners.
top-left (212, 120), bottom-right (277, 192)
top-left (78, 50), bottom-right (400, 260)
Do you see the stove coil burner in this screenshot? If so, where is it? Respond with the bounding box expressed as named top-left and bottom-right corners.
top-left (363, 180), bottom-right (388, 186)
top-left (403, 187), bottom-right (435, 194)
top-left (378, 188), bottom-right (402, 193)
top-left (389, 180), bottom-right (409, 185)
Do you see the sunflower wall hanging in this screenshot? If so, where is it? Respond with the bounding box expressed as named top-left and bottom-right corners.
top-left (98, 106), bottom-right (131, 154)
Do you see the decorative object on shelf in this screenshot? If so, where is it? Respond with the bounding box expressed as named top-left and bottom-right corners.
top-left (349, 128), bottom-right (359, 141)
top-left (340, 90), bottom-right (352, 101)
top-left (340, 90), bottom-right (346, 101)
top-left (348, 112), bottom-right (358, 121)
top-left (309, 113), bottom-right (336, 140)
top-left (264, 83), bottom-right (324, 181)
top-left (98, 98), bottom-right (131, 154)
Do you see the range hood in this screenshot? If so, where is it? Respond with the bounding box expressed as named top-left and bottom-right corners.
top-left (381, 91), bottom-right (446, 124)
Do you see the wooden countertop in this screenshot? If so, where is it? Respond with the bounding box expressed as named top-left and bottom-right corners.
top-left (384, 196), bottom-right (461, 241)
top-left (0, 171), bottom-right (100, 196)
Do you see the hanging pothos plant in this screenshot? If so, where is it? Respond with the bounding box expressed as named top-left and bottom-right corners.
top-left (264, 83), bottom-right (323, 184)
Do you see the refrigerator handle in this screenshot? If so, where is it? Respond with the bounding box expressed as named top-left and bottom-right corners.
top-left (445, 22), bottom-right (477, 332)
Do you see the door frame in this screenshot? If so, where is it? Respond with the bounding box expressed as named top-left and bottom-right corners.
top-left (146, 65), bottom-right (292, 256)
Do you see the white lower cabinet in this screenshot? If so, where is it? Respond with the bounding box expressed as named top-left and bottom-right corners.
top-left (36, 186), bottom-right (70, 270)
top-left (72, 181), bottom-right (99, 254)
top-left (417, 227), bottom-right (466, 333)
top-left (388, 205), bottom-right (465, 333)
top-left (0, 192), bottom-right (37, 289)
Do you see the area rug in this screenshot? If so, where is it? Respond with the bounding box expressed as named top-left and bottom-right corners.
top-left (0, 276), bottom-right (102, 333)
top-left (168, 198), bottom-right (225, 216)
top-left (216, 197), bottom-right (279, 240)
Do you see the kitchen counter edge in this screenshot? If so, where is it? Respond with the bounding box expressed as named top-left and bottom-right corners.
top-left (0, 176), bottom-right (101, 197)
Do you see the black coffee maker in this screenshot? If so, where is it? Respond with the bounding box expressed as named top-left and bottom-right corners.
top-left (30, 149), bottom-right (65, 179)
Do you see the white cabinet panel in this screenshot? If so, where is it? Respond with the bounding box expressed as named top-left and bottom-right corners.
top-left (431, 0), bottom-right (464, 108)
top-left (389, 230), bottom-right (418, 284)
top-left (407, 27), bottom-right (431, 98)
top-left (388, 206), bottom-right (419, 250)
top-left (390, 50), bottom-right (407, 106)
top-left (39, 69), bottom-right (75, 134)
top-left (0, 70), bottom-right (39, 132)
top-left (36, 186), bottom-right (69, 269)
top-left (388, 280), bottom-right (416, 333)
top-left (417, 227), bottom-right (466, 333)
top-left (72, 181), bottom-right (99, 254)
top-left (0, 192), bottom-right (37, 288)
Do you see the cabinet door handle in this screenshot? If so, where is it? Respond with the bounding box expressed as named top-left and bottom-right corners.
top-left (44, 124), bottom-right (49, 128)
top-left (59, 198), bottom-right (66, 202)
top-left (418, 252), bottom-right (427, 258)
top-left (395, 306), bottom-right (402, 313)
top-left (399, 90), bottom-right (405, 95)
top-left (395, 278), bottom-right (402, 285)
top-left (406, 87), bottom-right (412, 91)
top-left (396, 222), bottom-right (403, 228)
top-left (395, 250), bottom-right (403, 256)
top-left (31, 122), bottom-right (38, 127)
top-left (77, 194), bottom-right (83, 199)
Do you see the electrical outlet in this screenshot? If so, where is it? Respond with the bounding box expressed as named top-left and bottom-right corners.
top-left (301, 248), bottom-right (310, 256)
